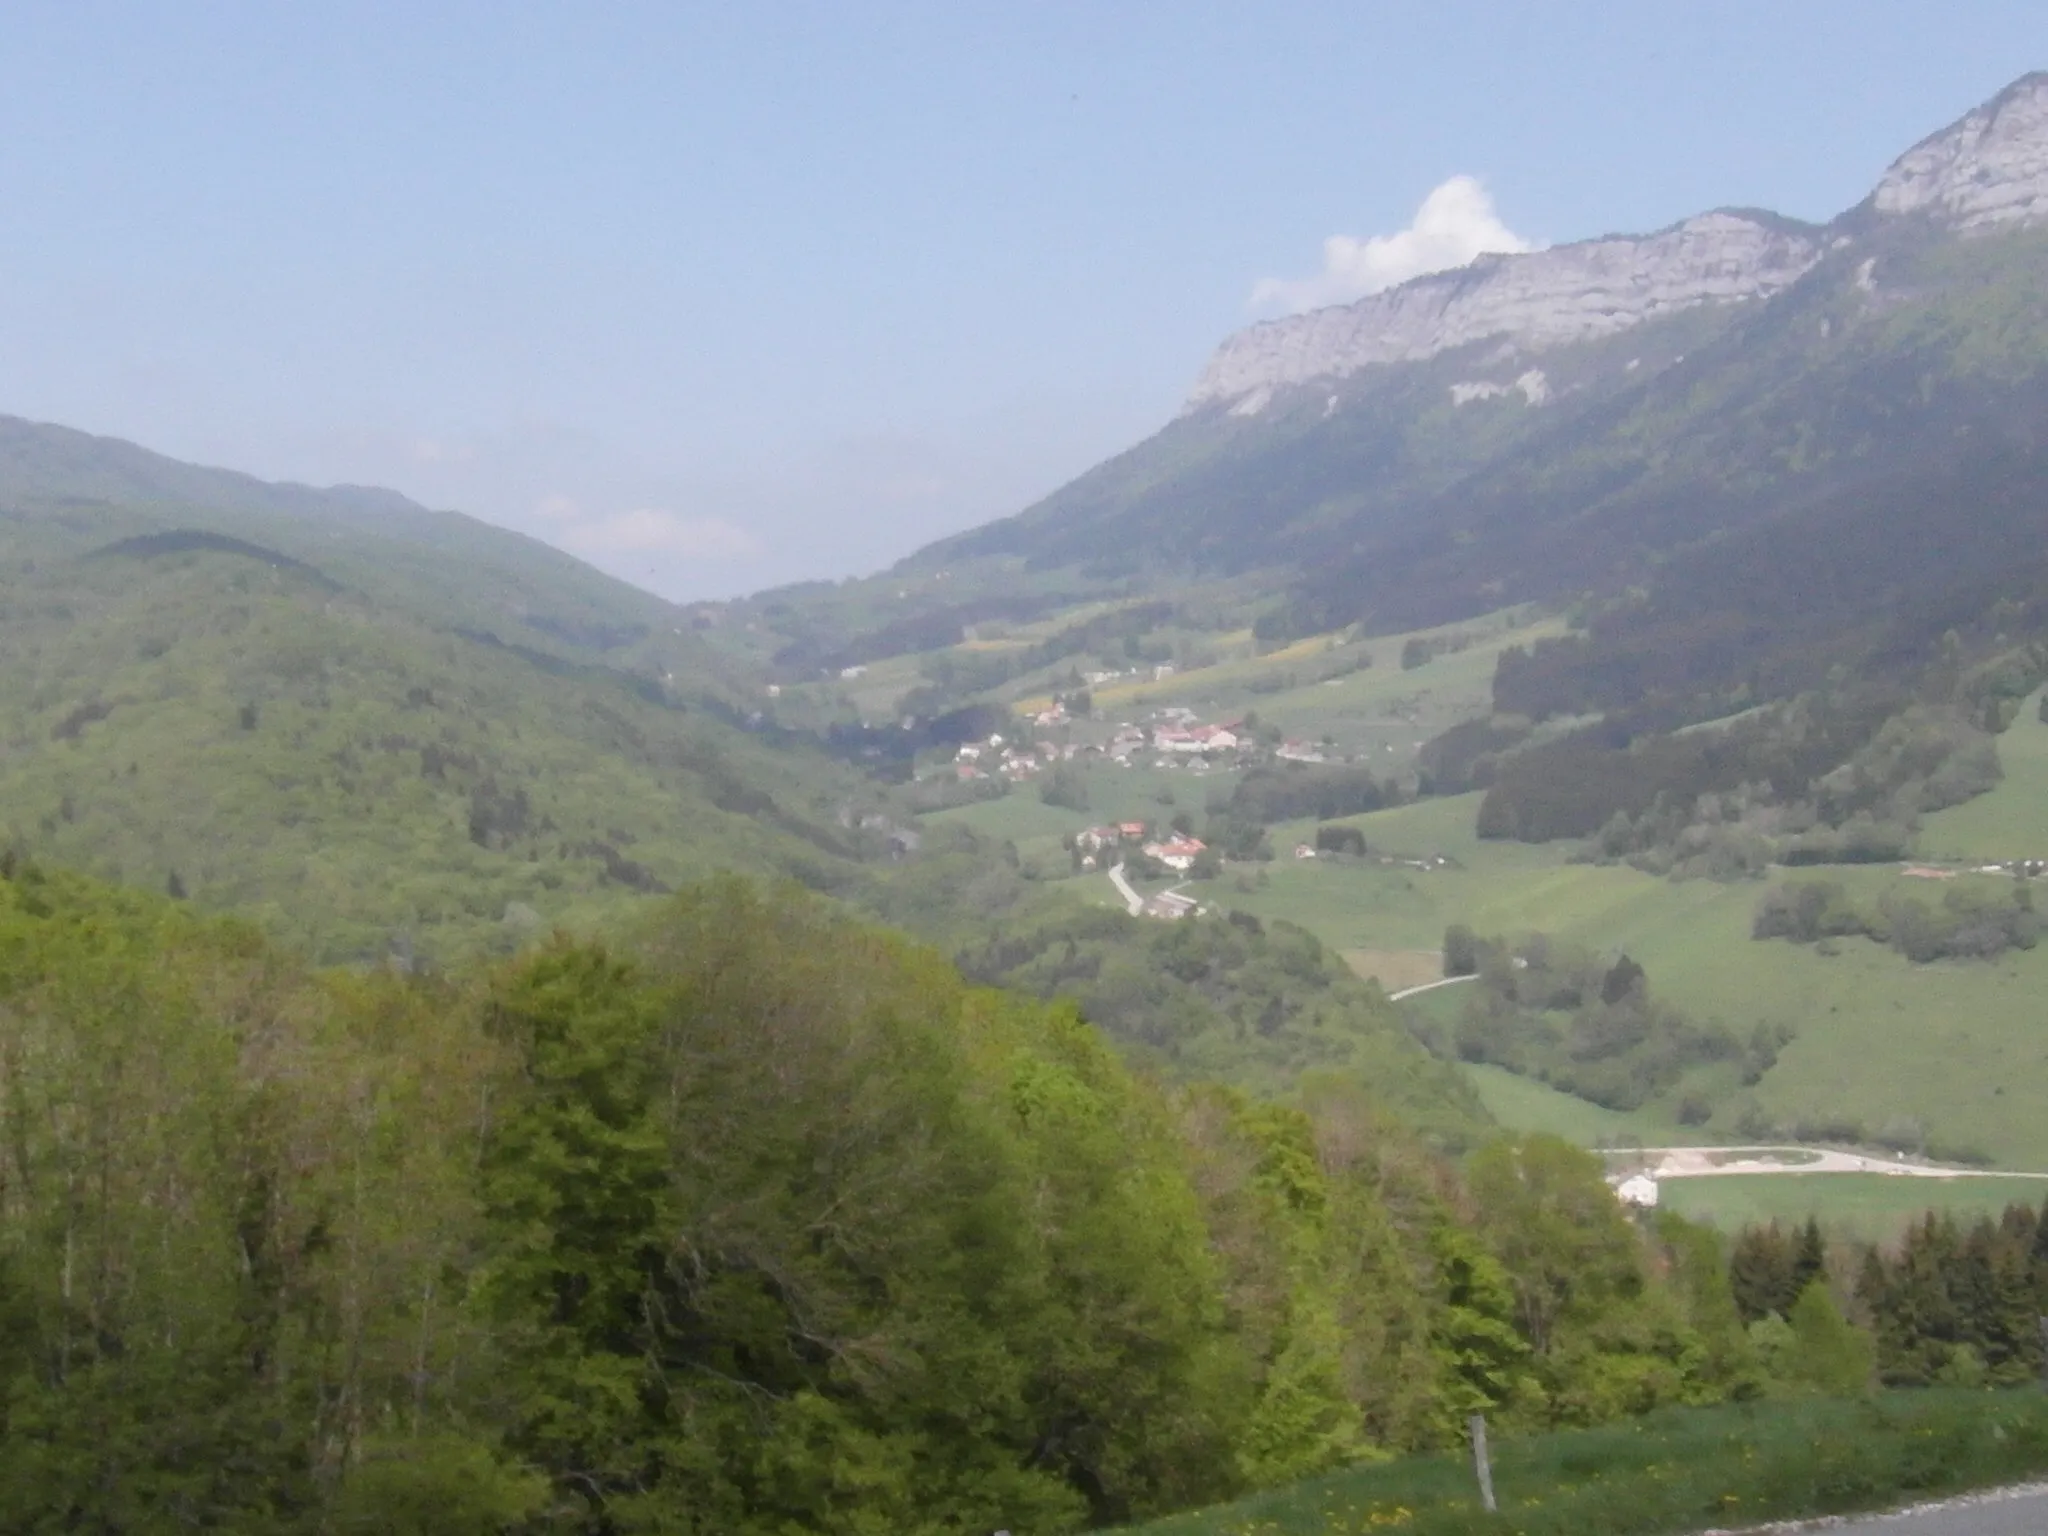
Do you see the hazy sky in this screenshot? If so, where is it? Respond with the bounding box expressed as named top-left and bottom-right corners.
top-left (1, 3), bottom-right (2040, 600)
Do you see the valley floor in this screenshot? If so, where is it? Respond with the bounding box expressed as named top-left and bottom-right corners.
top-left (910, 628), bottom-right (2048, 1219)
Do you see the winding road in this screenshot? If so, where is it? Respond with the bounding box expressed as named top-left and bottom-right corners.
top-left (1625, 1146), bottom-right (2048, 1184)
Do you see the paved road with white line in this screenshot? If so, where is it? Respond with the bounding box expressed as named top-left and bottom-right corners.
top-left (1712, 1484), bottom-right (2048, 1534)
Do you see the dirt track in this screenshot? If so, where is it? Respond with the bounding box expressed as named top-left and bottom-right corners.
top-left (1624, 1146), bottom-right (2048, 1182)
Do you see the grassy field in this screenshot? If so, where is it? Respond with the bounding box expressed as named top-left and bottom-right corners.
top-left (1458, 1063), bottom-right (1688, 1146)
top-left (1060, 609), bottom-right (1564, 766)
top-left (1202, 801), bottom-right (2048, 1171)
top-left (922, 664), bottom-right (2048, 1177)
top-left (1659, 1173), bottom-right (2048, 1242)
top-left (1121, 1391), bottom-right (2048, 1536)
top-left (925, 772), bottom-right (2048, 1172)
top-left (1341, 947), bottom-right (1444, 991)
top-left (1920, 688), bottom-right (2048, 861)
top-left (926, 763), bottom-right (1243, 879)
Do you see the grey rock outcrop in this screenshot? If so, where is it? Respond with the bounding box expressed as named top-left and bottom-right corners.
top-left (1187, 213), bottom-right (1820, 410)
top-left (1871, 72), bottom-right (2048, 232)
top-left (1188, 72), bottom-right (2048, 413)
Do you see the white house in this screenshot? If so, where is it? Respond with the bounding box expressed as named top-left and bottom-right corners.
top-left (1143, 835), bottom-right (1208, 872)
top-left (1614, 1174), bottom-right (1659, 1209)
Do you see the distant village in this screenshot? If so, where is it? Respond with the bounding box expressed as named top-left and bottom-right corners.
top-left (907, 700), bottom-right (1368, 920)
top-left (938, 701), bottom-right (1330, 790)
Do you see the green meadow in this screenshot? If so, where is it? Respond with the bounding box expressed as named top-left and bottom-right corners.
top-left (1200, 792), bottom-right (2048, 1171)
top-left (1076, 609), bottom-right (1565, 765)
top-left (1919, 686), bottom-right (2048, 861)
top-left (1458, 1062), bottom-right (1688, 1146)
top-left (1659, 1173), bottom-right (2048, 1243)
top-left (1120, 1392), bottom-right (2048, 1536)
top-left (915, 661), bottom-right (2048, 1180)
top-left (929, 763), bottom-right (2048, 1172)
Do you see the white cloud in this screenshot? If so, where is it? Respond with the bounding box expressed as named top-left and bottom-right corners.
top-left (409, 435), bottom-right (477, 465)
top-left (533, 492), bottom-right (582, 521)
top-left (560, 507), bottom-right (761, 560)
top-left (1251, 176), bottom-right (1535, 314)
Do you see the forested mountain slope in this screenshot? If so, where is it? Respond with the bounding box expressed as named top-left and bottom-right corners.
top-left (0, 414), bottom-right (712, 672)
top-left (0, 416), bottom-right (1477, 1131)
top-left (694, 73), bottom-right (2048, 882)
top-left (729, 74), bottom-right (2048, 701)
top-left (0, 415), bottom-right (878, 964)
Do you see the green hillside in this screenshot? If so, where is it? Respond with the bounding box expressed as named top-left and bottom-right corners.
top-left (0, 416), bottom-right (879, 965)
top-left (0, 417), bottom-right (1491, 1131)
top-left (1237, 800), bottom-right (2048, 1169)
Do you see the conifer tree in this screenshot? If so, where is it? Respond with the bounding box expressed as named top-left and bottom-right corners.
top-left (1729, 1223), bottom-right (1796, 1322)
top-left (1791, 1217), bottom-right (1827, 1295)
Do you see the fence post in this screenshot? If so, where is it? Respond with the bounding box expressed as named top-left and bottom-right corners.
top-left (1468, 1413), bottom-right (1497, 1514)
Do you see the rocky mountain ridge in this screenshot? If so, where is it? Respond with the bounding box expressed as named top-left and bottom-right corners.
top-left (1871, 70), bottom-right (2048, 230)
top-left (1188, 71), bottom-right (2048, 413)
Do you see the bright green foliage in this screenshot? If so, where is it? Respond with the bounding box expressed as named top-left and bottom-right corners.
top-left (864, 826), bottom-right (1488, 1135)
top-left (1234, 1293), bottom-right (1366, 1487)
top-left (1649, 1212), bottom-right (1762, 1399)
top-left (1784, 1284), bottom-right (1877, 1397)
top-left (1428, 1223), bottom-right (1535, 1423)
top-left (0, 861), bottom-right (1808, 1531)
top-left (1746, 1279), bottom-right (1874, 1400)
top-left (475, 880), bottom-right (1253, 1530)
top-left (329, 1436), bottom-right (550, 1535)
top-left (1466, 1136), bottom-right (1715, 1424)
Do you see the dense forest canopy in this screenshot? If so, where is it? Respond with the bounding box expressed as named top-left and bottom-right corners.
top-left (0, 858), bottom-right (1883, 1533)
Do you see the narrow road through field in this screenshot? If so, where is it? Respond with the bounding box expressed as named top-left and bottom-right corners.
top-left (1388, 973), bottom-right (1476, 1002)
top-left (1106, 863), bottom-right (1144, 915)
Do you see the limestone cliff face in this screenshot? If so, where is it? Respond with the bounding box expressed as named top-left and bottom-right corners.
top-left (1871, 72), bottom-right (2048, 232)
top-left (1188, 72), bottom-right (2048, 413)
top-left (1186, 213), bottom-right (1819, 410)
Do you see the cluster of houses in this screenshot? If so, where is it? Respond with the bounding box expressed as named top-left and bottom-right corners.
top-left (1108, 708), bottom-right (1251, 767)
top-left (927, 703), bottom-right (1343, 785)
top-left (1072, 822), bottom-right (1209, 873)
top-left (1903, 859), bottom-right (2048, 880)
top-left (1152, 717), bottom-right (1240, 755)
top-left (952, 733), bottom-right (1081, 783)
top-left (1081, 663), bottom-right (1176, 687)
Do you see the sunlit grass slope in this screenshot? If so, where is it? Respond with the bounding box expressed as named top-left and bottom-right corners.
top-left (1121, 1392), bottom-right (2048, 1536)
top-left (1661, 1174), bottom-right (2048, 1243)
top-left (1921, 686), bottom-right (2048, 860)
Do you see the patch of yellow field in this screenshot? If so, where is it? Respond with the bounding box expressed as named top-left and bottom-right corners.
top-left (1341, 948), bottom-right (1444, 991)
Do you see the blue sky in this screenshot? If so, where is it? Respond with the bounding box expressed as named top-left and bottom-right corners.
top-left (0, 3), bottom-right (2040, 599)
